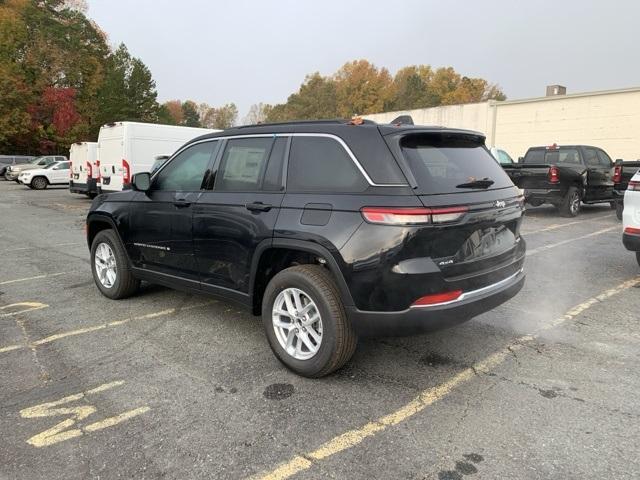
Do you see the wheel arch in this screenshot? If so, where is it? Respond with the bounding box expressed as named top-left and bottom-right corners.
top-left (86, 214), bottom-right (125, 251)
top-left (249, 239), bottom-right (355, 315)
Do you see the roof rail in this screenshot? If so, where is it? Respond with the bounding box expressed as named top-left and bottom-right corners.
top-left (237, 118), bottom-right (377, 128)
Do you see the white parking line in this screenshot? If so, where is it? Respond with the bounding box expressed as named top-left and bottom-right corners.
top-left (522, 213), bottom-right (612, 235)
top-left (526, 226), bottom-right (617, 256)
top-left (0, 302), bottom-right (49, 318)
top-left (0, 272), bottom-right (70, 286)
top-left (3, 242), bottom-right (83, 253)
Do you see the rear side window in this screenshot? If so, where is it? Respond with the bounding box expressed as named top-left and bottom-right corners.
top-left (400, 133), bottom-right (514, 195)
top-left (287, 136), bottom-right (366, 193)
top-left (263, 137), bottom-right (287, 191)
top-left (523, 150), bottom-right (545, 164)
top-left (215, 137), bottom-right (273, 192)
top-left (583, 148), bottom-right (600, 167)
top-left (596, 149), bottom-right (613, 167)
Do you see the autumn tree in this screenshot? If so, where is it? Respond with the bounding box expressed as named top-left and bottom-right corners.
top-left (334, 60), bottom-right (394, 117)
top-left (243, 103), bottom-right (269, 125)
top-left (181, 100), bottom-right (201, 127)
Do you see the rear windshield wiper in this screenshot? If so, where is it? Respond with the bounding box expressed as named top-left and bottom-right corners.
top-left (456, 178), bottom-right (495, 189)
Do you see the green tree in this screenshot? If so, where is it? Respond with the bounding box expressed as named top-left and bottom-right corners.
top-left (181, 100), bottom-right (201, 127)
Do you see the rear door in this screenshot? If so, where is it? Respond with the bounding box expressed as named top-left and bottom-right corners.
top-left (391, 131), bottom-right (525, 292)
top-left (125, 140), bottom-right (219, 283)
top-left (193, 136), bottom-right (285, 298)
top-left (582, 147), bottom-right (613, 200)
top-left (50, 161), bottom-right (70, 184)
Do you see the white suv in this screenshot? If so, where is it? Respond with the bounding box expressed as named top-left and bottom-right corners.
top-left (18, 161), bottom-right (71, 190)
top-left (622, 170), bottom-right (640, 265)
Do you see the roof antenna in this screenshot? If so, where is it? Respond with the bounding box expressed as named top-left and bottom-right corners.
top-left (390, 115), bottom-right (414, 126)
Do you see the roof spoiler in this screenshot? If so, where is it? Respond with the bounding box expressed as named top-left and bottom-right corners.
top-left (390, 115), bottom-right (414, 126)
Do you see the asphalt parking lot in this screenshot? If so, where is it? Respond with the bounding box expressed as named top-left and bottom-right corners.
top-left (1, 181), bottom-right (638, 480)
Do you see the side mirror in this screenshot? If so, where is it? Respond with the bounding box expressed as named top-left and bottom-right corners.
top-left (132, 172), bottom-right (151, 192)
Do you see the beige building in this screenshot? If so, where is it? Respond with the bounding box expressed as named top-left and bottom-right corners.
top-left (364, 86), bottom-right (640, 161)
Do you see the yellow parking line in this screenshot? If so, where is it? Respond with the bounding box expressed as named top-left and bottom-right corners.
top-left (526, 226), bottom-right (617, 256)
top-left (0, 272), bottom-right (70, 286)
top-left (252, 276), bottom-right (640, 480)
top-left (0, 301), bottom-right (215, 354)
top-left (0, 302), bottom-right (49, 317)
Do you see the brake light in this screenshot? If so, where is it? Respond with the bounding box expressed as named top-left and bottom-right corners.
top-left (546, 143), bottom-right (559, 150)
top-left (361, 206), bottom-right (468, 225)
top-left (411, 290), bottom-right (463, 307)
top-left (548, 165), bottom-right (560, 184)
top-left (628, 180), bottom-right (640, 191)
top-left (86, 161), bottom-right (92, 178)
top-left (123, 158), bottom-right (130, 184)
top-left (624, 227), bottom-right (640, 235)
top-left (613, 165), bottom-right (622, 183)
top-left (69, 161), bottom-right (73, 179)
top-left (96, 160), bottom-right (101, 180)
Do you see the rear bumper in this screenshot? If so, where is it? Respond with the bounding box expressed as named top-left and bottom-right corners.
top-left (346, 268), bottom-right (525, 336)
top-left (524, 188), bottom-right (564, 204)
top-left (623, 232), bottom-right (640, 252)
top-left (70, 180), bottom-right (88, 194)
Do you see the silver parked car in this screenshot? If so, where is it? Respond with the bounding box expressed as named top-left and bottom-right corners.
top-left (4, 155), bottom-right (67, 182)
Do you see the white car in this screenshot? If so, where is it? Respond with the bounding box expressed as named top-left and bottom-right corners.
top-left (18, 160), bottom-right (71, 190)
top-left (489, 147), bottom-right (515, 165)
top-left (622, 170), bottom-right (640, 266)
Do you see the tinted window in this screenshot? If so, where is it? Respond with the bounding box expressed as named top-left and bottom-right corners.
top-left (287, 136), bottom-right (366, 192)
top-left (154, 141), bottom-right (216, 191)
top-left (597, 149), bottom-right (613, 167)
top-left (523, 150), bottom-right (545, 164)
top-left (583, 148), bottom-right (600, 167)
top-left (215, 137), bottom-right (273, 192)
top-left (263, 137), bottom-right (287, 191)
top-left (553, 148), bottom-right (581, 165)
top-left (400, 133), bottom-right (513, 194)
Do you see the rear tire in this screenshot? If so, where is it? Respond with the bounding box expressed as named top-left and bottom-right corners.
top-left (636, 252), bottom-right (640, 267)
top-left (262, 265), bottom-right (357, 378)
top-left (616, 200), bottom-right (623, 221)
top-left (31, 176), bottom-right (48, 190)
top-left (610, 201), bottom-right (617, 210)
top-left (90, 229), bottom-right (140, 299)
top-left (559, 186), bottom-right (581, 217)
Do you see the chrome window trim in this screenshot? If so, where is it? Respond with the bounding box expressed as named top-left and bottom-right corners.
top-left (155, 133), bottom-right (407, 187)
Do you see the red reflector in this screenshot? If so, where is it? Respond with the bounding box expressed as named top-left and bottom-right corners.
top-left (411, 290), bottom-right (463, 307)
top-left (613, 165), bottom-right (622, 184)
top-left (624, 227), bottom-right (640, 235)
top-left (86, 161), bottom-right (92, 178)
top-left (123, 158), bottom-right (130, 184)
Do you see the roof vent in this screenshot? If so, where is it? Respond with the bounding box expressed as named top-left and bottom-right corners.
top-left (546, 85), bottom-right (566, 97)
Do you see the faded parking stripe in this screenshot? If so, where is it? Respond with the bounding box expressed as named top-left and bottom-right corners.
top-left (251, 275), bottom-right (640, 480)
top-left (526, 226), bottom-right (618, 256)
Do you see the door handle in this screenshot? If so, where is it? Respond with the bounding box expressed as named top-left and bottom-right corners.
top-left (246, 202), bottom-right (272, 212)
top-left (174, 199), bottom-right (191, 208)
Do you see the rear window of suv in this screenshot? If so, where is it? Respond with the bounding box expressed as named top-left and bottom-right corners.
top-left (400, 133), bottom-right (514, 195)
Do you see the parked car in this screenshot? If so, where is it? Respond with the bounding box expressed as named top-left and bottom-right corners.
top-left (86, 119), bottom-right (526, 377)
top-left (5, 155), bottom-right (66, 182)
top-left (613, 159), bottom-right (640, 220)
top-left (622, 170), bottom-right (640, 266)
top-left (97, 122), bottom-right (218, 193)
top-left (489, 147), bottom-right (515, 165)
top-left (503, 144), bottom-right (615, 216)
top-left (18, 160), bottom-right (71, 190)
top-left (0, 156), bottom-right (35, 177)
top-left (69, 142), bottom-right (99, 198)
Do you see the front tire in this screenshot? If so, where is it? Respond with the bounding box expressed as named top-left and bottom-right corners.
top-left (559, 186), bottom-right (581, 217)
top-left (90, 229), bottom-right (140, 299)
top-left (262, 265), bottom-right (357, 378)
top-left (31, 176), bottom-right (48, 190)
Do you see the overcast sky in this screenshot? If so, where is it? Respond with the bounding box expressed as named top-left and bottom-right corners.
top-left (87, 0), bottom-right (640, 119)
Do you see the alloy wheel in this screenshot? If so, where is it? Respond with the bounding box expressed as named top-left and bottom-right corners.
top-left (272, 287), bottom-right (323, 360)
top-left (94, 242), bottom-right (117, 288)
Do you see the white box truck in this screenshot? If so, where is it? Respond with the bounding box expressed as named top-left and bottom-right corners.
top-left (69, 141), bottom-right (99, 197)
top-left (97, 122), bottom-right (218, 192)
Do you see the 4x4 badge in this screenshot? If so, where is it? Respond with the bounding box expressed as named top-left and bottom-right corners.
top-left (495, 200), bottom-right (506, 208)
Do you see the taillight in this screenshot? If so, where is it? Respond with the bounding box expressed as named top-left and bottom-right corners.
top-left (628, 180), bottom-right (640, 191)
top-left (123, 158), bottom-right (130, 184)
top-left (548, 165), bottom-right (560, 184)
top-left (361, 206), bottom-right (468, 225)
top-left (613, 165), bottom-right (622, 183)
top-left (69, 161), bottom-right (73, 179)
top-left (96, 160), bottom-right (101, 180)
top-left (86, 161), bottom-right (92, 178)
top-left (411, 290), bottom-right (463, 307)
top-left (624, 227), bottom-right (640, 235)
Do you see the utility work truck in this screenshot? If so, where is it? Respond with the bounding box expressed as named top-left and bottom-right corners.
top-left (97, 122), bottom-right (219, 193)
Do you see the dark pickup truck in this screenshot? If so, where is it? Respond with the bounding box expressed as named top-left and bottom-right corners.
top-left (502, 145), bottom-right (615, 217)
top-left (613, 159), bottom-right (640, 220)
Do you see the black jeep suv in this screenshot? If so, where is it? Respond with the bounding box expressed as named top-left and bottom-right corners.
top-left (87, 119), bottom-right (526, 377)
